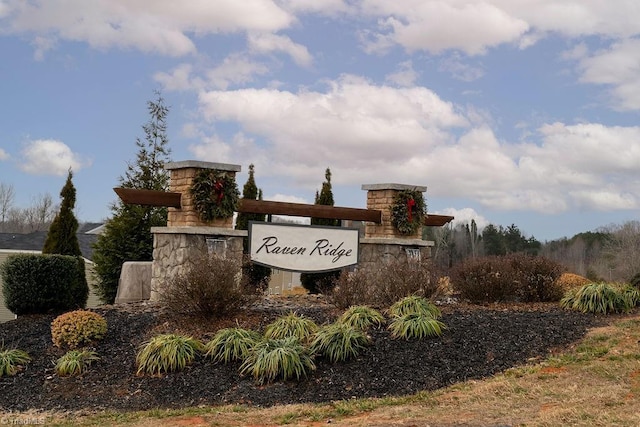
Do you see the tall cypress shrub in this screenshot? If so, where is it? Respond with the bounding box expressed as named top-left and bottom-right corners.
top-left (236, 164), bottom-right (271, 289)
top-left (43, 169), bottom-right (81, 256)
top-left (301, 168), bottom-right (341, 294)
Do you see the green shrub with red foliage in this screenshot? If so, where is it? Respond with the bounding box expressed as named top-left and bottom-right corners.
top-left (451, 253), bottom-right (563, 304)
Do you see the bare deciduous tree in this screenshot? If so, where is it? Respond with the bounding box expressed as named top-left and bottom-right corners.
top-left (0, 182), bottom-right (15, 230)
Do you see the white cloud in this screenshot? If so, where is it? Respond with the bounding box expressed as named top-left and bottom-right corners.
top-left (0, 147), bottom-right (8, 160)
top-left (576, 38), bottom-right (640, 111)
top-left (155, 56), bottom-right (270, 91)
top-left (1, 0), bottom-right (293, 56)
top-left (435, 207), bottom-right (489, 230)
top-left (360, 1), bottom-right (529, 55)
top-left (438, 54), bottom-right (484, 82)
top-left (19, 139), bottom-right (90, 176)
top-left (248, 32), bottom-right (313, 67)
top-left (206, 54), bottom-right (271, 90)
top-left (196, 75), bottom-right (468, 188)
top-left (193, 73), bottom-right (640, 214)
top-left (385, 61), bottom-right (418, 87)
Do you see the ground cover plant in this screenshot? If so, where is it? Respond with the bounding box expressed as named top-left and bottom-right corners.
top-left (310, 322), bottom-right (370, 362)
top-left (239, 336), bottom-right (315, 384)
top-left (561, 282), bottom-right (639, 314)
top-left (55, 349), bottom-right (100, 376)
top-left (136, 334), bottom-right (203, 375)
top-left (0, 347), bottom-right (30, 377)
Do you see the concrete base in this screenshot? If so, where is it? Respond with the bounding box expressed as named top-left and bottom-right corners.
top-left (115, 261), bottom-right (152, 304)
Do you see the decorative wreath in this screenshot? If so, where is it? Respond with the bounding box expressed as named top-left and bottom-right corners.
top-left (390, 190), bottom-right (427, 235)
top-left (190, 169), bottom-right (240, 221)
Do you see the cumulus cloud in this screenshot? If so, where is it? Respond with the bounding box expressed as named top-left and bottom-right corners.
top-left (19, 139), bottom-right (90, 176)
top-left (357, 1), bottom-right (640, 56)
top-left (189, 74), bottom-right (640, 214)
top-left (359, 1), bottom-right (529, 55)
top-left (195, 75), bottom-right (468, 185)
top-left (0, 147), bottom-right (8, 160)
top-left (385, 61), bottom-right (418, 87)
top-left (248, 32), bottom-right (313, 67)
top-left (1, 0), bottom-right (293, 56)
top-left (575, 38), bottom-right (640, 111)
top-left (435, 207), bottom-right (490, 230)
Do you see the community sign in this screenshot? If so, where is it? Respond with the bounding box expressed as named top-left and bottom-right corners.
top-left (248, 222), bottom-right (359, 272)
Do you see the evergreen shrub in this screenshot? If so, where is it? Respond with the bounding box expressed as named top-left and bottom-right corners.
top-left (1, 254), bottom-right (89, 315)
top-left (51, 310), bottom-right (107, 349)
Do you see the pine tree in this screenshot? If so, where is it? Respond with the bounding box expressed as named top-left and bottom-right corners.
top-left (236, 164), bottom-right (271, 288)
top-left (92, 91), bottom-right (171, 304)
top-left (301, 168), bottom-right (340, 293)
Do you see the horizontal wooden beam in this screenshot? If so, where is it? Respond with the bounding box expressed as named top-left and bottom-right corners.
top-left (113, 188), bottom-right (182, 208)
top-left (113, 188), bottom-right (453, 227)
top-left (424, 214), bottom-right (455, 227)
top-left (239, 199), bottom-right (382, 224)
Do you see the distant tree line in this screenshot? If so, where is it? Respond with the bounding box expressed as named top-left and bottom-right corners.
top-left (0, 182), bottom-right (58, 233)
top-left (427, 218), bottom-right (640, 283)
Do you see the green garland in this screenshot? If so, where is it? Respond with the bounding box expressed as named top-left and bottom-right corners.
top-left (391, 190), bottom-right (426, 235)
top-left (190, 170), bottom-right (240, 221)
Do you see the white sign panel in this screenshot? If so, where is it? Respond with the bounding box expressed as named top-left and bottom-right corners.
top-left (249, 222), bottom-right (359, 272)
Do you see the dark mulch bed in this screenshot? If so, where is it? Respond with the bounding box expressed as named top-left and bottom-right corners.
top-left (0, 297), bottom-right (603, 413)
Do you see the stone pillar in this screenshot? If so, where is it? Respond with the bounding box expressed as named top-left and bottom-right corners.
top-left (361, 183), bottom-right (427, 239)
top-left (150, 227), bottom-right (246, 301)
top-left (166, 160), bottom-right (241, 228)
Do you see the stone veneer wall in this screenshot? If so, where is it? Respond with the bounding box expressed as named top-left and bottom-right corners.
top-left (166, 160), bottom-right (241, 228)
top-left (362, 183), bottom-right (427, 239)
top-left (358, 238), bottom-right (433, 273)
top-left (150, 227), bottom-right (245, 301)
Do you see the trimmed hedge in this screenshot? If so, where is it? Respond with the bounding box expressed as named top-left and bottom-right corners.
top-left (1, 254), bottom-right (88, 315)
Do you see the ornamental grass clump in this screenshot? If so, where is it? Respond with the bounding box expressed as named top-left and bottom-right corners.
top-left (560, 283), bottom-right (632, 314)
top-left (0, 347), bottom-right (30, 377)
top-left (339, 305), bottom-right (385, 331)
top-left (240, 337), bottom-right (315, 385)
top-left (136, 334), bottom-right (203, 375)
top-left (388, 295), bottom-right (441, 319)
top-left (264, 312), bottom-right (318, 342)
top-left (51, 310), bottom-right (107, 349)
top-left (55, 349), bottom-right (99, 376)
top-left (388, 313), bottom-right (446, 340)
top-left (387, 295), bottom-right (446, 340)
top-left (310, 322), bottom-right (370, 363)
top-left (204, 327), bottom-right (261, 364)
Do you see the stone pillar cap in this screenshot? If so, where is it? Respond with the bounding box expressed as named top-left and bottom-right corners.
top-left (361, 183), bottom-right (427, 192)
top-left (166, 160), bottom-right (241, 172)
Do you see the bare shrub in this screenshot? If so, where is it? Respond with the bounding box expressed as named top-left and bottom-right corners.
top-left (328, 259), bottom-right (438, 309)
top-left (158, 254), bottom-right (261, 319)
top-left (451, 254), bottom-right (563, 303)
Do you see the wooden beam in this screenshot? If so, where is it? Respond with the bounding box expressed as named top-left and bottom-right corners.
top-left (424, 214), bottom-right (455, 227)
top-left (113, 188), bottom-right (182, 208)
top-left (239, 199), bottom-right (382, 223)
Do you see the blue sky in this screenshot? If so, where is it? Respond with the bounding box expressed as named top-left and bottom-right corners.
top-left (1, 1), bottom-right (639, 242)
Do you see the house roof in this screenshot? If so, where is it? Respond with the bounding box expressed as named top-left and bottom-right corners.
top-left (0, 226), bottom-right (101, 260)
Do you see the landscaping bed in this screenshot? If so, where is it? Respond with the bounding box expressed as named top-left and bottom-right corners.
top-left (0, 296), bottom-right (601, 413)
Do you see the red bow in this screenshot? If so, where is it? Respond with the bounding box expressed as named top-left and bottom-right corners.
top-left (407, 198), bottom-right (416, 222)
top-left (214, 181), bottom-right (224, 203)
